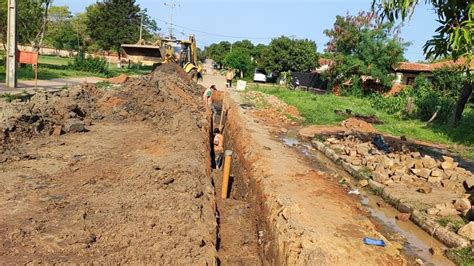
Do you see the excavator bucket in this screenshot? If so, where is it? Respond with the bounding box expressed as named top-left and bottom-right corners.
top-left (121, 44), bottom-right (163, 64)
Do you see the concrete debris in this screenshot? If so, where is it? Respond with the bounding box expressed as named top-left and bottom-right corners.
top-left (323, 135), bottom-right (473, 197)
top-left (457, 222), bottom-right (474, 240)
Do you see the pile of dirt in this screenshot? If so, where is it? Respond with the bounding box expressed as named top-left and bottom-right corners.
top-left (243, 91), bottom-right (304, 125)
top-left (0, 63), bottom-right (217, 263)
top-left (341, 117), bottom-right (377, 133)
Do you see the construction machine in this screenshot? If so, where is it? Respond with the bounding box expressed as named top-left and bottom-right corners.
top-left (121, 35), bottom-right (202, 80)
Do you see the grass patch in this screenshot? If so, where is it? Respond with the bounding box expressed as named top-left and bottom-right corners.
top-left (251, 85), bottom-right (474, 160)
top-left (437, 216), bottom-right (467, 232)
top-left (446, 248), bottom-right (474, 266)
top-left (0, 55), bottom-right (152, 83)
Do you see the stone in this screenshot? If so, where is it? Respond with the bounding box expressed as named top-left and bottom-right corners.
top-left (349, 149), bottom-right (357, 158)
top-left (454, 198), bottom-right (471, 213)
top-left (442, 155), bottom-right (454, 163)
top-left (429, 247), bottom-right (443, 256)
top-left (356, 144), bottom-right (370, 157)
top-left (426, 208), bottom-right (439, 215)
top-left (422, 156), bottom-right (438, 169)
top-left (417, 186), bottom-right (432, 194)
top-left (415, 258), bottom-right (424, 266)
top-left (427, 176), bottom-right (442, 184)
top-left (441, 161), bottom-right (455, 171)
top-left (411, 152), bottom-right (421, 158)
top-left (411, 168), bottom-right (431, 179)
top-left (441, 180), bottom-right (455, 190)
top-left (392, 175), bottom-right (402, 182)
top-left (458, 222), bottom-right (474, 241)
top-left (396, 213), bottom-right (411, 221)
top-left (372, 171), bottom-right (387, 183)
top-left (404, 158), bottom-right (415, 169)
top-left (414, 159), bottom-right (424, 169)
top-left (52, 125), bottom-right (62, 136)
top-left (358, 179), bottom-right (369, 188)
top-left (464, 176), bottom-right (474, 190)
top-left (401, 175), bottom-right (414, 183)
top-left (431, 170), bottom-right (443, 178)
top-left (437, 208), bottom-right (460, 217)
top-left (63, 119), bottom-right (85, 133)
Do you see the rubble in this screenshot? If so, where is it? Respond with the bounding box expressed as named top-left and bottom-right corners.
top-left (322, 134), bottom-right (473, 197)
top-left (457, 222), bottom-right (474, 240)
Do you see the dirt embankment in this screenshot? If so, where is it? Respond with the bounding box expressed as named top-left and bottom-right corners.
top-left (222, 92), bottom-right (405, 265)
top-left (0, 64), bottom-right (218, 264)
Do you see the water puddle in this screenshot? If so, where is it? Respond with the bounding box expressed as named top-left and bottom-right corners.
top-left (279, 130), bottom-right (454, 265)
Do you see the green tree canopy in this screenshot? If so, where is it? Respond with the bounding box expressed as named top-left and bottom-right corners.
top-left (260, 36), bottom-right (318, 73)
top-left (323, 12), bottom-right (408, 91)
top-left (0, 0), bottom-right (51, 48)
top-left (204, 41), bottom-right (231, 67)
top-left (224, 48), bottom-right (253, 77)
top-left (44, 6), bottom-right (78, 51)
top-left (372, 0), bottom-right (473, 125)
top-left (86, 0), bottom-right (157, 56)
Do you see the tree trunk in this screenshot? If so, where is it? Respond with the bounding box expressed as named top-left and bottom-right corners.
top-left (33, 0), bottom-right (52, 52)
top-left (452, 82), bottom-right (473, 127)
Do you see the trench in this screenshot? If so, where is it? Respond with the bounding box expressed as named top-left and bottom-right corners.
top-left (281, 131), bottom-right (455, 265)
top-left (209, 97), bottom-right (263, 265)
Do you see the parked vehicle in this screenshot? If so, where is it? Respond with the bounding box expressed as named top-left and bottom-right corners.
top-left (253, 69), bottom-right (267, 83)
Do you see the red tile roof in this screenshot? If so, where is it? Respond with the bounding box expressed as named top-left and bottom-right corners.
top-left (394, 62), bottom-right (432, 72)
top-left (395, 58), bottom-right (473, 72)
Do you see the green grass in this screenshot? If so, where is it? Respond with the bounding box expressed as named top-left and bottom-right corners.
top-left (0, 55), bottom-right (152, 82)
top-left (446, 248), bottom-right (474, 266)
top-left (250, 85), bottom-right (474, 159)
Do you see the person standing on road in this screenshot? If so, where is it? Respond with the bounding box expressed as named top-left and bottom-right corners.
top-left (226, 69), bottom-right (234, 88)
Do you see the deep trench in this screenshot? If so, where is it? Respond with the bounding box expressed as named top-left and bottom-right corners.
top-left (209, 99), bottom-right (264, 265)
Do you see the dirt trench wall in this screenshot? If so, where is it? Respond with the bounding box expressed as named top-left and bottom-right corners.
top-left (222, 94), bottom-right (300, 265)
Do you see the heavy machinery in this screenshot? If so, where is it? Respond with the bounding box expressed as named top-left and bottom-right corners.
top-left (121, 35), bottom-right (202, 80)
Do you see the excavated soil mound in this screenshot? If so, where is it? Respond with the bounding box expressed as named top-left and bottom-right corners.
top-left (0, 63), bottom-right (217, 264)
top-left (341, 117), bottom-right (377, 133)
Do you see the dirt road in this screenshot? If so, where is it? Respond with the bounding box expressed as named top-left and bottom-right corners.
top-left (0, 64), bottom-right (217, 264)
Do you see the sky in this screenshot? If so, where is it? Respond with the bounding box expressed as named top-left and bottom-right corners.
top-left (55, 0), bottom-right (439, 62)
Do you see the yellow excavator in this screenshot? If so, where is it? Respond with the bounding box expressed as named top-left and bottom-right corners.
top-left (121, 35), bottom-right (203, 80)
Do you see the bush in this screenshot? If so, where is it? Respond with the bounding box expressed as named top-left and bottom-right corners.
top-left (412, 76), bottom-right (456, 121)
top-left (369, 75), bottom-right (457, 122)
top-left (68, 52), bottom-right (109, 75)
top-left (370, 87), bottom-right (415, 115)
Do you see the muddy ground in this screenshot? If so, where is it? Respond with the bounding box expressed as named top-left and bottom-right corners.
top-left (0, 64), bottom-right (217, 264)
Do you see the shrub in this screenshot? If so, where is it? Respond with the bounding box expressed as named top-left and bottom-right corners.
top-left (68, 52), bottom-right (109, 75)
top-left (412, 76), bottom-right (456, 121)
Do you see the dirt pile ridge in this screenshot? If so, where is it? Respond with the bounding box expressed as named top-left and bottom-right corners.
top-left (0, 63), bottom-right (217, 264)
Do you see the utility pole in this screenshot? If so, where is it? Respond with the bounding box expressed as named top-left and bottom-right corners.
top-left (164, 1), bottom-right (179, 39)
top-left (139, 13), bottom-right (144, 42)
top-left (6, 0), bottom-right (18, 89)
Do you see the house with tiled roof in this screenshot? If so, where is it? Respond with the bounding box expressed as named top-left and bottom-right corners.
top-left (393, 58), bottom-right (473, 86)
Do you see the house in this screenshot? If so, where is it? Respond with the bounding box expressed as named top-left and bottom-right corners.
top-left (393, 58), bottom-right (474, 86)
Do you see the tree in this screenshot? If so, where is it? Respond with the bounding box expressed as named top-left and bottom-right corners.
top-left (373, 0), bottom-right (473, 126)
top-left (232, 40), bottom-right (255, 54)
top-left (204, 41), bottom-right (231, 68)
top-left (86, 0), bottom-right (157, 57)
top-left (44, 6), bottom-right (79, 51)
top-left (260, 36), bottom-right (318, 73)
top-left (323, 12), bottom-right (407, 92)
top-left (0, 0), bottom-right (52, 49)
top-left (224, 48), bottom-right (253, 77)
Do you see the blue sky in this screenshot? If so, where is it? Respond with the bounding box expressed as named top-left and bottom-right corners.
top-left (55, 0), bottom-right (439, 62)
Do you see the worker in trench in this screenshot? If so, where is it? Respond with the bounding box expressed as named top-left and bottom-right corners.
top-left (213, 128), bottom-right (224, 169)
top-left (203, 85), bottom-right (218, 116)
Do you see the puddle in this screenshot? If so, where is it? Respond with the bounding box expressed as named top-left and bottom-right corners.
top-left (282, 137), bottom-right (299, 147)
top-left (280, 130), bottom-right (455, 265)
top-left (362, 194), bottom-right (453, 265)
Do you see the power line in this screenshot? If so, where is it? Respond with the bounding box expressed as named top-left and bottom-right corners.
top-left (155, 18), bottom-right (274, 40)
